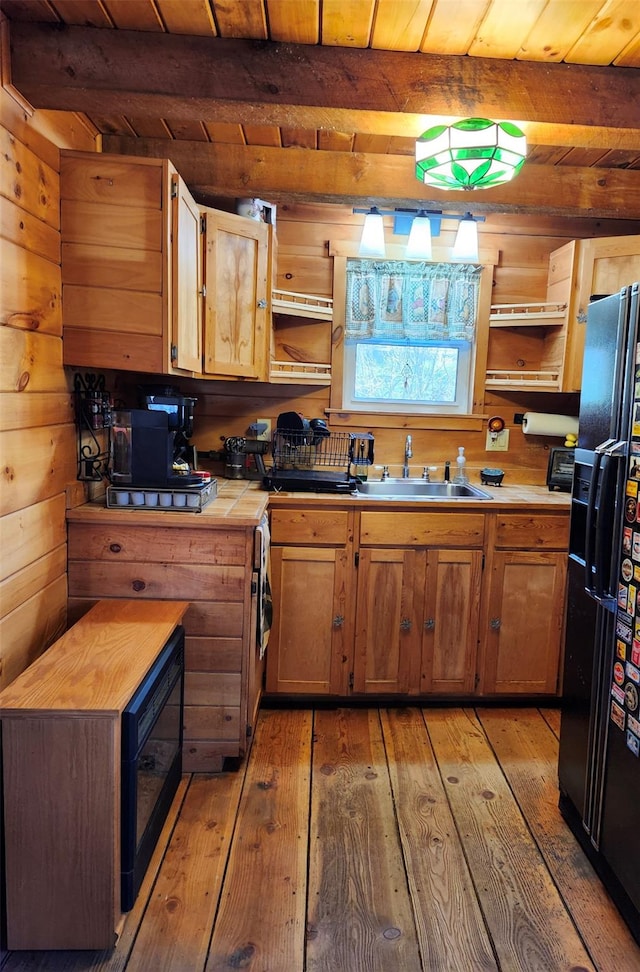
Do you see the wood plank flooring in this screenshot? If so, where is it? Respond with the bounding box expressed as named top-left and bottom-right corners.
top-left (3, 706), bottom-right (640, 972)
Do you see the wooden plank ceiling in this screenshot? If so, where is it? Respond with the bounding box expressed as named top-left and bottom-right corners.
top-left (2, 0), bottom-right (640, 219)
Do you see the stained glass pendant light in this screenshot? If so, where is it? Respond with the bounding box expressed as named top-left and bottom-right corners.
top-left (415, 118), bottom-right (527, 191)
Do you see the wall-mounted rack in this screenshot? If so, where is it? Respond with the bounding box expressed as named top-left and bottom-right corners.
top-left (73, 372), bottom-right (112, 481)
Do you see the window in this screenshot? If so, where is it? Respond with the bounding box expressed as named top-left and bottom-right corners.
top-left (343, 259), bottom-right (481, 415)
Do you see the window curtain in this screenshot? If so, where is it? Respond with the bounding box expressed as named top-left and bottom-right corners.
top-left (345, 259), bottom-right (482, 342)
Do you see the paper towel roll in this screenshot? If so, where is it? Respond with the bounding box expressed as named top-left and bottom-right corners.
top-left (522, 412), bottom-right (579, 437)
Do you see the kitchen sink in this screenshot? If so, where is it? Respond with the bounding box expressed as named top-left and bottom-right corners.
top-left (354, 479), bottom-right (494, 500)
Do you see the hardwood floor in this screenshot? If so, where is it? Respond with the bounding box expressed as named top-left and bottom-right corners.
top-left (3, 706), bottom-right (640, 972)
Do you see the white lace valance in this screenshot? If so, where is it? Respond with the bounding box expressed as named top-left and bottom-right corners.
top-left (345, 260), bottom-right (482, 342)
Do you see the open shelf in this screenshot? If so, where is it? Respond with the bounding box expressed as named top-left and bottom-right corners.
top-left (485, 369), bottom-right (561, 390)
top-left (270, 360), bottom-right (332, 384)
top-left (272, 289), bottom-right (333, 321)
top-left (489, 302), bottom-right (567, 327)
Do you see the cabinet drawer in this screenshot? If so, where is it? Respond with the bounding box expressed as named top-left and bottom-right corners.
top-left (270, 509), bottom-right (351, 545)
top-left (494, 514), bottom-right (569, 549)
top-left (359, 512), bottom-right (485, 547)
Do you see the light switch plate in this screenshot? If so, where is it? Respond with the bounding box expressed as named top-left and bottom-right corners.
top-left (486, 429), bottom-right (509, 451)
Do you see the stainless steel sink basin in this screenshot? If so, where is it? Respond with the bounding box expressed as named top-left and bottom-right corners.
top-left (354, 479), bottom-right (493, 500)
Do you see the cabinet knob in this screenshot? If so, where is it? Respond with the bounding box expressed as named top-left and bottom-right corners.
top-left (257, 298), bottom-right (267, 308)
top-left (109, 543), bottom-right (122, 554)
top-left (333, 615), bottom-right (344, 627)
top-left (490, 617), bottom-right (502, 629)
top-left (424, 618), bottom-right (435, 630)
top-left (400, 618), bottom-right (412, 631)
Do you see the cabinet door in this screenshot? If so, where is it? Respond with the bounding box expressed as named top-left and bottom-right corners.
top-left (481, 550), bottom-right (567, 695)
top-left (421, 549), bottom-right (482, 695)
top-left (171, 174), bottom-right (202, 373)
top-left (202, 209), bottom-right (269, 379)
top-left (266, 545), bottom-right (351, 695)
top-left (564, 235), bottom-right (640, 391)
top-left (353, 548), bottom-right (424, 695)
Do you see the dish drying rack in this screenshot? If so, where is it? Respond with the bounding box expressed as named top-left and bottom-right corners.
top-left (263, 430), bottom-right (374, 492)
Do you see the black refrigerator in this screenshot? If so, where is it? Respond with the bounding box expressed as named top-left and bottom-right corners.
top-left (559, 282), bottom-right (640, 943)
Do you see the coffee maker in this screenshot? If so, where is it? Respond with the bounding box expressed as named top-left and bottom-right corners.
top-left (110, 388), bottom-right (199, 488)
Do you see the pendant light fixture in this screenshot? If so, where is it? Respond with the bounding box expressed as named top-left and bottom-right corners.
top-left (415, 118), bottom-right (527, 191)
top-left (358, 206), bottom-right (386, 257)
top-left (405, 211), bottom-right (433, 260)
top-left (452, 213), bottom-right (479, 261)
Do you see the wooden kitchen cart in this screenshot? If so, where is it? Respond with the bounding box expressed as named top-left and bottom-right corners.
top-left (0, 599), bottom-right (188, 951)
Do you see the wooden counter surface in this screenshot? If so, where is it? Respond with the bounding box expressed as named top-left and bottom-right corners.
top-left (67, 479), bottom-right (269, 528)
top-left (266, 482), bottom-right (571, 512)
top-left (0, 598), bottom-right (189, 714)
top-left (68, 480), bottom-right (569, 527)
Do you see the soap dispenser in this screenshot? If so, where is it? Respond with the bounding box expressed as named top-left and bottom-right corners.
top-left (454, 446), bottom-right (469, 484)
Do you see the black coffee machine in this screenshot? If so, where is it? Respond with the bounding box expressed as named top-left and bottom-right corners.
top-left (110, 387), bottom-right (199, 488)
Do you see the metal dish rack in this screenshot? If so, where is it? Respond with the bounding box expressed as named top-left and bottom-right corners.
top-left (264, 430), bottom-right (374, 492)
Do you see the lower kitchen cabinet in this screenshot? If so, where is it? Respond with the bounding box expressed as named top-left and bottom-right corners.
top-left (478, 514), bottom-right (569, 695)
top-left (266, 508), bottom-right (355, 694)
top-left (354, 512), bottom-right (485, 696)
top-left (67, 519), bottom-right (263, 771)
top-left (267, 504), bottom-right (569, 700)
top-left (421, 548), bottom-right (483, 694)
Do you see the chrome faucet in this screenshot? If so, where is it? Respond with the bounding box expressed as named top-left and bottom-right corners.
top-left (403, 435), bottom-right (413, 478)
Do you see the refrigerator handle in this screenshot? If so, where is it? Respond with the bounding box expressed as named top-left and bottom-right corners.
top-left (591, 439), bottom-right (627, 601)
top-left (584, 442), bottom-right (610, 594)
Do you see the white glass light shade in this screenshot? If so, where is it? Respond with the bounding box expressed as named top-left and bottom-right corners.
top-left (452, 213), bottom-right (479, 261)
top-left (415, 118), bottom-right (527, 191)
top-left (405, 214), bottom-right (433, 260)
top-left (358, 207), bottom-right (386, 257)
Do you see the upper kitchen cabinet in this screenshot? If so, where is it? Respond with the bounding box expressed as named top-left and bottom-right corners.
top-left (60, 150), bottom-right (201, 375)
top-left (562, 235), bottom-right (640, 392)
top-left (201, 209), bottom-right (271, 380)
top-left (485, 235), bottom-right (640, 395)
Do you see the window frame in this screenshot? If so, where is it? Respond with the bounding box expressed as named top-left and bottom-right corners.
top-left (327, 249), bottom-right (494, 430)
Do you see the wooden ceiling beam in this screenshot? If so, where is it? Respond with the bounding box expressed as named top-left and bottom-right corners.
top-left (8, 22), bottom-right (640, 137)
top-left (102, 135), bottom-right (640, 219)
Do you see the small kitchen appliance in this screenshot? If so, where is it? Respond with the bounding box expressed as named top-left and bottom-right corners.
top-left (110, 389), bottom-right (200, 488)
top-left (546, 446), bottom-right (575, 491)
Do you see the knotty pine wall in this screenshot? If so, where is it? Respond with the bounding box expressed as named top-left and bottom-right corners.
top-left (2, 90), bottom-right (639, 706)
top-left (0, 84), bottom-right (95, 703)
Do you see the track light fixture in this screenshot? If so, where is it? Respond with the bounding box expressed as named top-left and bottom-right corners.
top-left (354, 208), bottom-right (484, 262)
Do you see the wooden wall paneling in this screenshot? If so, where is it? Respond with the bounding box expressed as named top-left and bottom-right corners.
top-left (0, 424), bottom-right (76, 517)
top-left (2, 195), bottom-right (60, 262)
top-left (0, 574), bottom-right (67, 691)
top-left (66, 561), bottom-right (246, 602)
top-left (491, 265), bottom-right (549, 304)
top-left (61, 241), bottom-right (163, 291)
top-left (0, 390), bottom-right (73, 430)
top-left (1, 237), bottom-right (62, 334)
top-left (0, 328), bottom-right (67, 392)
top-left (63, 284), bottom-right (164, 333)
top-left (185, 636), bottom-right (243, 672)
top-left (0, 543), bottom-right (67, 617)
top-left (272, 313), bottom-right (332, 365)
top-left (0, 123), bottom-right (60, 226)
top-left (64, 327), bottom-right (165, 372)
top-left (0, 493), bottom-right (67, 582)
top-left (0, 86), bottom-right (96, 163)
